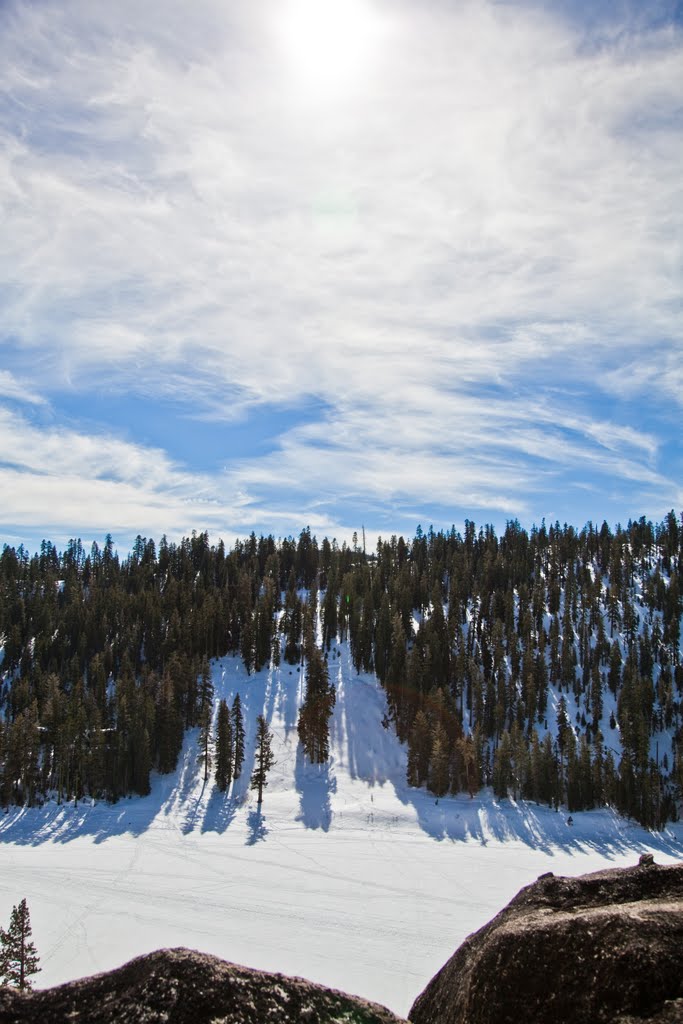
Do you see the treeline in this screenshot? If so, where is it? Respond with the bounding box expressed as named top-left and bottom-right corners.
top-left (0, 513), bottom-right (681, 827)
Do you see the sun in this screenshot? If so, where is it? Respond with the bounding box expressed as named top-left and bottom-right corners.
top-left (277, 0), bottom-right (380, 100)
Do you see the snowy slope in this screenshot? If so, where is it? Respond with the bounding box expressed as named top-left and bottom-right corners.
top-left (1, 645), bottom-right (682, 1017)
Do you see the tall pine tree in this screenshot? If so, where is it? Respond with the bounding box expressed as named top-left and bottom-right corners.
top-left (298, 647), bottom-right (336, 763)
top-left (0, 899), bottom-right (40, 991)
top-left (232, 694), bottom-right (245, 779)
top-left (250, 714), bottom-right (275, 805)
top-left (196, 660), bottom-right (214, 783)
top-left (214, 699), bottom-right (233, 792)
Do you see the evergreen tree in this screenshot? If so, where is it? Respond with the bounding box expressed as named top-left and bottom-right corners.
top-left (197, 705), bottom-right (213, 785)
top-left (214, 699), bottom-right (233, 792)
top-left (0, 899), bottom-right (40, 991)
top-left (0, 514), bottom-right (680, 827)
top-left (154, 672), bottom-right (184, 775)
top-left (406, 710), bottom-right (431, 787)
top-left (194, 660), bottom-right (215, 783)
top-left (457, 732), bottom-right (481, 797)
top-left (250, 714), bottom-right (275, 805)
top-left (385, 613), bottom-right (408, 738)
top-left (232, 694), bottom-right (245, 779)
top-left (429, 723), bottom-right (450, 797)
top-left (590, 658), bottom-right (603, 730)
top-left (556, 696), bottom-right (570, 768)
top-left (298, 647), bottom-right (336, 763)
top-left (240, 612), bottom-right (255, 675)
top-left (283, 591), bottom-right (302, 665)
top-left (130, 717), bottom-right (152, 796)
top-left (493, 730), bottom-right (513, 798)
top-left (197, 659), bottom-right (214, 721)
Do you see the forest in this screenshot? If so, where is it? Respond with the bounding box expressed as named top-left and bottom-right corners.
top-left (0, 511), bottom-right (681, 829)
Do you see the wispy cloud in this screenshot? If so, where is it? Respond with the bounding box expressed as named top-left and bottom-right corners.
top-left (0, 370), bottom-right (47, 406)
top-left (0, 406), bottom-right (358, 543)
top-left (0, 406), bottom-right (219, 535)
top-left (0, 0), bottom-right (680, 547)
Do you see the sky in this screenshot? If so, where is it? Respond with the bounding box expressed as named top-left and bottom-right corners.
top-left (0, 0), bottom-right (681, 555)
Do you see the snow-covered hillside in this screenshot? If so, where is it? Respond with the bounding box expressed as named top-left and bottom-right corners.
top-left (1, 645), bottom-right (682, 1017)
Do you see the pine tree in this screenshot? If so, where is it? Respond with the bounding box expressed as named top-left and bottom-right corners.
top-left (590, 657), bottom-right (603, 730)
top-left (298, 647), bottom-right (336, 763)
top-left (493, 730), bottom-right (513, 798)
top-left (406, 710), bottom-right (431, 787)
top-left (457, 732), bottom-right (481, 797)
top-left (232, 694), bottom-right (245, 779)
top-left (214, 699), bottom-right (233, 792)
top-left (154, 671), bottom-right (183, 775)
top-left (250, 714), bottom-right (275, 805)
top-left (0, 899), bottom-right (40, 991)
top-left (429, 723), bottom-right (450, 797)
top-left (386, 613), bottom-right (409, 739)
top-left (195, 659), bottom-right (214, 784)
top-left (197, 659), bottom-right (214, 721)
top-left (130, 718), bottom-right (153, 797)
top-left (197, 704), bottom-right (213, 784)
top-left (0, 514), bottom-right (680, 828)
top-left (240, 612), bottom-right (255, 675)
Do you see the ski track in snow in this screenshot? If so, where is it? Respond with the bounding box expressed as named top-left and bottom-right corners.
top-left (1, 647), bottom-right (682, 1017)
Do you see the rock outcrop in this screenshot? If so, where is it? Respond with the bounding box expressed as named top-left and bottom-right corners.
top-left (409, 858), bottom-right (683, 1024)
top-left (0, 947), bottom-right (407, 1024)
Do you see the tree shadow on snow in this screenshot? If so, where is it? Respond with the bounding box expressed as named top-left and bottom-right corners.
top-left (198, 785), bottom-right (234, 835)
top-left (246, 806), bottom-right (268, 845)
top-left (200, 656), bottom-right (277, 836)
top-left (326, 649), bottom-right (683, 861)
top-left (200, 759), bottom-right (257, 834)
top-left (295, 744), bottom-right (336, 831)
top-left (0, 655), bottom-right (279, 848)
top-left (331, 650), bottom-right (398, 787)
top-left (0, 724), bottom-right (207, 847)
top-left (0, 794), bottom-right (161, 848)
top-left (272, 663), bottom-right (302, 737)
top-left (393, 781), bottom-right (683, 861)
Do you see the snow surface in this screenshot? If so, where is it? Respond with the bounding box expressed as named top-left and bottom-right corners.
top-left (1, 646), bottom-right (682, 1017)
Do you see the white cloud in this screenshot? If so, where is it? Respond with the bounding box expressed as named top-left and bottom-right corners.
top-left (0, 0), bottom-right (680, 538)
top-left (0, 406), bottom-right (217, 529)
top-left (0, 370), bottom-right (46, 406)
top-left (0, 406), bottom-right (364, 545)
top-left (604, 348), bottom-right (683, 409)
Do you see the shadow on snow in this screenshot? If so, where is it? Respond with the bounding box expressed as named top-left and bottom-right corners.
top-left (2, 651), bottom-right (682, 862)
top-left (246, 806), bottom-right (268, 845)
top-left (295, 744), bottom-right (336, 831)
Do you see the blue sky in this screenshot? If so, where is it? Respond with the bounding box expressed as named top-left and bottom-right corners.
top-left (0, 0), bottom-right (681, 555)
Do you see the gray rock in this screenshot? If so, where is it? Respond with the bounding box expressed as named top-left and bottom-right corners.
top-left (0, 947), bottom-right (407, 1024)
top-left (409, 860), bottom-right (683, 1024)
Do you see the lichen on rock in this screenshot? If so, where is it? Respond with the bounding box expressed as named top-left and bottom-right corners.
top-left (409, 859), bottom-right (683, 1024)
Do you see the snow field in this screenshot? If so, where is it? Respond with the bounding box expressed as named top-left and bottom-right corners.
top-left (1, 646), bottom-right (682, 1017)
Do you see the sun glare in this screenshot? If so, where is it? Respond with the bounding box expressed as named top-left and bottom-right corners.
top-left (278, 0), bottom-right (380, 100)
